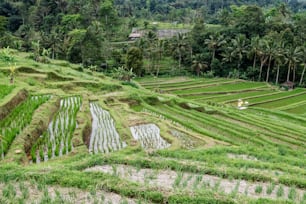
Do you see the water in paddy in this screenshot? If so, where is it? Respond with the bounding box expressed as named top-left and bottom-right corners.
top-left (32, 96), bottom-right (81, 163)
top-left (89, 102), bottom-right (127, 154)
top-left (130, 124), bottom-right (170, 150)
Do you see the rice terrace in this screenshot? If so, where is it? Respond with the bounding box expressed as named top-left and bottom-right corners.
top-left (0, 49), bottom-right (305, 204)
top-left (0, 0), bottom-right (306, 203)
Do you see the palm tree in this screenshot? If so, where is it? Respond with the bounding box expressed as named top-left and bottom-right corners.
top-left (299, 47), bottom-right (306, 86)
top-left (264, 41), bottom-right (277, 82)
top-left (171, 33), bottom-right (188, 72)
top-left (274, 43), bottom-right (285, 85)
top-left (191, 54), bottom-right (207, 77)
top-left (204, 34), bottom-right (226, 67)
top-left (156, 40), bottom-right (166, 77)
top-left (248, 36), bottom-right (261, 70)
top-left (258, 39), bottom-right (268, 81)
top-left (285, 46), bottom-right (302, 82)
top-left (231, 34), bottom-right (248, 70)
top-left (221, 46), bottom-right (234, 64)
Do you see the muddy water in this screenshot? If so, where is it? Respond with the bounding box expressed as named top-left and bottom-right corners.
top-left (130, 124), bottom-right (170, 150)
top-left (89, 103), bottom-right (126, 154)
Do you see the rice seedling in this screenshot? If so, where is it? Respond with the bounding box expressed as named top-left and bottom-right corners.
top-left (213, 179), bottom-right (221, 191)
top-left (120, 199), bottom-right (129, 204)
top-left (173, 172), bottom-right (183, 188)
top-left (130, 124), bottom-right (170, 150)
top-left (0, 95), bottom-right (50, 158)
top-left (89, 102), bottom-right (127, 154)
top-left (31, 96), bottom-right (81, 163)
top-left (277, 185), bottom-right (284, 197)
top-left (2, 183), bottom-right (16, 199)
top-left (54, 190), bottom-right (66, 203)
top-left (230, 181), bottom-right (240, 197)
top-left (182, 175), bottom-right (193, 188)
top-left (266, 183), bottom-right (275, 195)
top-left (244, 185), bottom-right (249, 195)
top-left (39, 188), bottom-right (52, 203)
top-left (19, 182), bottom-right (29, 199)
top-left (255, 185), bottom-right (263, 194)
top-left (288, 187), bottom-right (296, 200)
top-left (192, 175), bottom-right (203, 190)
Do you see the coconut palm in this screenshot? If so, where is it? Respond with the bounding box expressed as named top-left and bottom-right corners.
top-left (248, 36), bottom-right (261, 70)
top-left (264, 41), bottom-right (277, 82)
top-left (257, 39), bottom-right (268, 81)
top-left (171, 33), bottom-right (188, 71)
top-left (274, 43), bottom-right (285, 85)
top-left (155, 40), bottom-right (167, 77)
top-left (299, 46), bottom-right (306, 86)
top-left (231, 34), bottom-right (248, 71)
top-left (221, 46), bottom-right (235, 64)
top-left (204, 34), bottom-right (226, 65)
top-left (191, 55), bottom-right (208, 77)
top-left (285, 46), bottom-right (302, 82)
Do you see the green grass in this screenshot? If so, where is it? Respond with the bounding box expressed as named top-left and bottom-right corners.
top-left (0, 84), bottom-right (15, 100)
top-left (248, 89), bottom-right (305, 104)
top-left (173, 82), bottom-right (268, 95)
top-left (282, 102), bottom-right (306, 114)
top-left (198, 90), bottom-right (275, 103)
top-left (256, 92), bottom-right (306, 109)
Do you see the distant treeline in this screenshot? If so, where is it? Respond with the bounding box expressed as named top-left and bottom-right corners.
top-left (0, 0), bottom-right (305, 85)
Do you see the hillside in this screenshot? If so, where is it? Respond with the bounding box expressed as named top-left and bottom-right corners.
top-left (0, 51), bottom-right (305, 203)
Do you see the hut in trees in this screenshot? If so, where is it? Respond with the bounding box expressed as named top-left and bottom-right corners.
top-left (280, 81), bottom-right (295, 90)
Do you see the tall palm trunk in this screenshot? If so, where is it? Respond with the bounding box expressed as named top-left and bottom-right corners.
top-left (293, 64), bottom-right (296, 82)
top-left (258, 56), bottom-right (267, 81)
top-left (178, 50), bottom-right (181, 71)
top-left (266, 55), bottom-right (272, 82)
top-left (212, 49), bottom-right (216, 62)
top-left (287, 61), bottom-right (291, 81)
top-left (253, 54), bottom-right (257, 70)
top-left (275, 64), bottom-right (280, 85)
top-left (299, 63), bottom-right (306, 86)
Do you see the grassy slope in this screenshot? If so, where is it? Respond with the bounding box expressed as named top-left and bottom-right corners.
top-left (0, 52), bottom-right (305, 203)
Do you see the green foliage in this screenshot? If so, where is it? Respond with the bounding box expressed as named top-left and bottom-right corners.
top-left (0, 16), bottom-right (7, 34)
top-left (0, 84), bottom-right (15, 99)
top-left (0, 47), bottom-right (15, 63)
top-left (121, 81), bottom-right (139, 88)
top-left (126, 47), bottom-right (144, 76)
top-left (81, 21), bottom-right (105, 67)
top-left (112, 66), bottom-right (136, 82)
